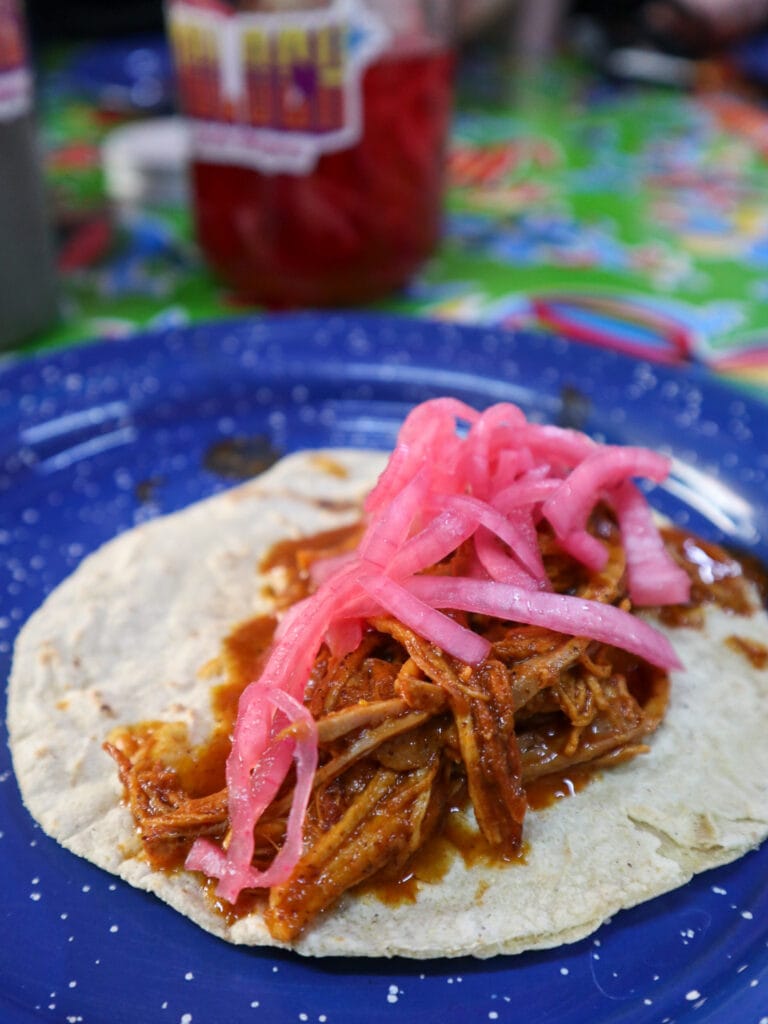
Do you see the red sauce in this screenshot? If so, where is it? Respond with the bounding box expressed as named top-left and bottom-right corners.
top-left (191, 49), bottom-right (454, 307)
top-left (260, 521), bottom-right (363, 607)
top-left (658, 527), bottom-right (765, 626)
top-left (364, 768), bottom-right (600, 907)
top-left (358, 802), bottom-right (530, 908)
top-left (725, 634), bottom-right (768, 670)
top-left (525, 767), bottom-right (594, 810)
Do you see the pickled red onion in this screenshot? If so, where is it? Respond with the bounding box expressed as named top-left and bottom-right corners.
top-left (387, 505), bottom-right (478, 578)
top-left (542, 446), bottom-right (672, 572)
top-left (359, 464), bottom-right (430, 567)
top-left (440, 494), bottom-right (545, 579)
top-left (474, 527), bottom-right (541, 589)
top-left (186, 689), bottom-right (318, 898)
top-left (461, 402), bottom-right (526, 499)
top-left (358, 572), bottom-right (491, 665)
top-left (364, 397), bottom-right (478, 515)
top-left (405, 575), bottom-right (682, 671)
top-left (518, 423), bottom-right (597, 467)
top-left (492, 477), bottom-right (560, 513)
top-left (189, 397), bottom-right (689, 904)
top-left (612, 480), bottom-right (691, 606)
top-left (325, 617), bottom-right (364, 660)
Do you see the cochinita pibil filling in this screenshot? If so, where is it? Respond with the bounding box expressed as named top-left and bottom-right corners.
top-left (104, 398), bottom-right (764, 941)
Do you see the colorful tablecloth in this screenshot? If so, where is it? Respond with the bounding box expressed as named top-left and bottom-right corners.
top-left (30, 46), bottom-right (768, 398)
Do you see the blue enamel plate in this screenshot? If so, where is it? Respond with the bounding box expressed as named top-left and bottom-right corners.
top-left (1, 313), bottom-right (767, 1024)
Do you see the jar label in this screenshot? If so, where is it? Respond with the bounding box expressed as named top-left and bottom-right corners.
top-left (0, 0), bottom-right (32, 121)
top-left (168, 0), bottom-right (388, 173)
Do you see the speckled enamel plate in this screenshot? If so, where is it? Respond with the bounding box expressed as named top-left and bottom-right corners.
top-left (1, 313), bottom-right (767, 1024)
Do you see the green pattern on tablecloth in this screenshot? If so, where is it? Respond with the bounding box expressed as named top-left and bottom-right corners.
top-left (32, 57), bottom-right (768, 395)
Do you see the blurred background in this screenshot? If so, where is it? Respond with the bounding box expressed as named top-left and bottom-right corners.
top-left (6, 0), bottom-right (768, 390)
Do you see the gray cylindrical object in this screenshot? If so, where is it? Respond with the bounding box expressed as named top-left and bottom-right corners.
top-left (0, 1), bottom-right (58, 349)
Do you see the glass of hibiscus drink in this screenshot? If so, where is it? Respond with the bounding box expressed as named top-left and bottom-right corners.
top-left (167, 0), bottom-right (457, 306)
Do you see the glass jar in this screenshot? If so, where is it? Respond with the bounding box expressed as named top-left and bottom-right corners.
top-left (167, 0), bottom-right (456, 307)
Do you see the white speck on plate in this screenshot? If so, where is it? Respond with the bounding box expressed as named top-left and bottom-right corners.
top-left (686, 990), bottom-right (701, 1001)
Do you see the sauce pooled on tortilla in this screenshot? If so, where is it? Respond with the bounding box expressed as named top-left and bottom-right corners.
top-left (105, 522), bottom-right (753, 930)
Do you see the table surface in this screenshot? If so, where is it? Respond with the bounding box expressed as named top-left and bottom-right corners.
top-left (15, 40), bottom-right (768, 403)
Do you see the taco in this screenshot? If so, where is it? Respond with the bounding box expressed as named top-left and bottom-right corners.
top-left (8, 399), bottom-right (768, 958)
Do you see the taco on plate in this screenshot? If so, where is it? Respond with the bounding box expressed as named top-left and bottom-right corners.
top-left (8, 399), bottom-right (768, 958)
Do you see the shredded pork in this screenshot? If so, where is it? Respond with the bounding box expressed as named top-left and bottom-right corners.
top-left (106, 513), bottom-right (672, 941)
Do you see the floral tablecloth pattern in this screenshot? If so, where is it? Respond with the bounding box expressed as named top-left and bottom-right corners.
top-left (33, 51), bottom-right (768, 398)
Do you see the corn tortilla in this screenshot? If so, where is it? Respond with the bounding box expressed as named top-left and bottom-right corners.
top-left (7, 450), bottom-right (768, 958)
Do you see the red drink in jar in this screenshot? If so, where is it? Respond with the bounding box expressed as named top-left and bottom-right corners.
top-left (168, 0), bottom-right (455, 306)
